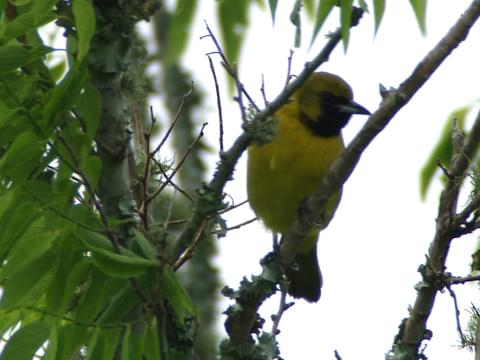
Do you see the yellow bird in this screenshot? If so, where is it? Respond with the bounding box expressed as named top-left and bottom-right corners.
top-left (247, 72), bottom-right (370, 302)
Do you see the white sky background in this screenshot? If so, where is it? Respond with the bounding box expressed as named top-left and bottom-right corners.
top-left (166, 1), bottom-right (480, 359)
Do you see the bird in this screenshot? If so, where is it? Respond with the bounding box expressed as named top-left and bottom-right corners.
top-left (247, 72), bottom-right (370, 302)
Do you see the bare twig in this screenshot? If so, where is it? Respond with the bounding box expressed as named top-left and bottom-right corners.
top-left (260, 74), bottom-right (268, 107)
top-left (153, 158), bottom-right (194, 202)
top-left (208, 55), bottom-right (225, 153)
top-left (285, 49), bottom-right (294, 87)
top-left (446, 285), bottom-right (467, 346)
top-left (202, 21), bottom-right (260, 112)
top-left (151, 84), bottom-right (194, 157)
top-left (271, 285), bottom-right (293, 337)
top-left (210, 217), bottom-right (257, 235)
top-left (146, 122), bottom-right (207, 206)
top-left (138, 107), bottom-right (155, 228)
top-left (219, 199), bottom-right (250, 214)
top-left (448, 274), bottom-right (480, 285)
top-left (172, 218), bottom-right (209, 271)
top-left (334, 350), bottom-right (343, 360)
top-left (234, 73), bottom-right (249, 125)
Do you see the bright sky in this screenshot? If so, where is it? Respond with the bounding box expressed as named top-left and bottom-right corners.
top-left (173, 1), bottom-right (480, 359)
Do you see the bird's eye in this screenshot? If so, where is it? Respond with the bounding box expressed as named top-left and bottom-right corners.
top-left (319, 92), bottom-right (337, 105)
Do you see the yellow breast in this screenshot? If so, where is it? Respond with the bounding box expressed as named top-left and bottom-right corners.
top-left (247, 104), bottom-right (344, 235)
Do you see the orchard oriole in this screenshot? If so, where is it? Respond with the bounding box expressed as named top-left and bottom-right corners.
top-left (247, 72), bottom-right (370, 302)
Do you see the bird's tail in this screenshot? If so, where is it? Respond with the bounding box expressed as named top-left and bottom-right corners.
top-left (286, 245), bottom-right (322, 302)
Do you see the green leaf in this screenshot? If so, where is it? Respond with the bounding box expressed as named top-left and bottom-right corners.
top-left (0, 195), bottom-right (38, 260)
top-left (98, 282), bottom-right (142, 323)
top-left (268, 0), bottom-right (278, 23)
top-left (72, 0), bottom-right (96, 61)
top-left (74, 268), bottom-right (125, 323)
top-left (0, 217), bottom-right (56, 279)
top-left (42, 324), bottom-right (60, 360)
top-left (81, 154), bottom-right (102, 190)
top-left (121, 324), bottom-right (132, 360)
top-left (0, 101), bottom-right (21, 125)
top-left (92, 247), bottom-right (158, 278)
top-left (290, 0), bottom-right (302, 48)
top-left (77, 229), bottom-right (159, 278)
top-left (0, 312), bottom-right (20, 341)
top-left (42, 63), bottom-right (88, 126)
top-left (164, 0), bottom-right (198, 64)
top-left (85, 327), bottom-right (122, 360)
top-left (76, 80), bottom-right (102, 139)
top-left (420, 106), bottom-right (468, 199)
top-left (373, 0), bottom-right (385, 34)
top-left (162, 266), bottom-right (196, 319)
top-left (0, 248), bottom-right (56, 308)
top-left (133, 229), bottom-right (157, 260)
top-left (0, 131), bottom-right (45, 182)
top-left (310, 0), bottom-right (336, 47)
top-left (44, 324), bottom-right (89, 360)
top-left (121, 323), bottom-right (146, 360)
top-left (2, 10), bottom-right (55, 43)
top-left (409, 0), bottom-right (427, 35)
top-left (340, 0), bottom-right (353, 51)
top-left (8, 0), bottom-right (32, 4)
top-left (34, 0), bottom-right (58, 23)
top-left (217, 0), bottom-right (249, 64)
top-left (48, 59), bottom-right (66, 82)
top-left (0, 321), bottom-right (51, 360)
top-left (0, 45), bottom-right (53, 75)
top-left (46, 237), bottom-right (89, 313)
top-left (303, 0), bottom-right (315, 18)
top-left (144, 319), bottom-right (161, 360)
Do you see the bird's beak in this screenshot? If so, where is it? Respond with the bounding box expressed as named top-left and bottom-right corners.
top-left (336, 100), bottom-right (370, 116)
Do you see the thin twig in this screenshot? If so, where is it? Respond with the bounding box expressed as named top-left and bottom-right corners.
top-left (163, 188), bottom-right (177, 234)
top-left (446, 285), bottom-right (467, 346)
top-left (146, 122), bottom-right (207, 206)
top-left (210, 217), bottom-right (257, 234)
top-left (172, 218), bottom-right (209, 271)
top-left (285, 49), bottom-right (294, 87)
top-left (202, 21), bottom-right (260, 112)
top-left (139, 107), bottom-right (155, 228)
top-left (234, 72), bottom-right (248, 125)
top-left (260, 74), bottom-right (268, 107)
top-left (166, 218), bottom-right (189, 226)
top-left (271, 286), bottom-right (293, 337)
top-left (448, 274), bottom-right (480, 285)
top-left (155, 160), bottom-right (194, 202)
top-left (151, 84), bottom-right (194, 157)
top-left (219, 199), bottom-right (250, 214)
top-left (208, 55), bottom-right (225, 153)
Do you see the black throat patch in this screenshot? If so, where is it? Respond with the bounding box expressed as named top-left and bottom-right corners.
top-left (299, 110), bottom-right (350, 137)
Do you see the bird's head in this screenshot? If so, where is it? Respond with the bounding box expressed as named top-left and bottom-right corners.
top-left (293, 72), bottom-right (370, 136)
